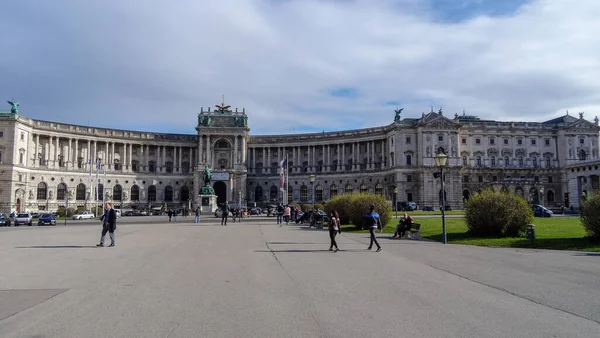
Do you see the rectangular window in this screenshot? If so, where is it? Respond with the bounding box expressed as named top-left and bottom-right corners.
top-left (406, 174), bottom-right (412, 182)
top-left (545, 139), bottom-right (550, 146)
top-left (580, 138), bottom-right (585, 144)
top-left (438, 135), bottom-right (443, 142)
top-left (19, 153), bottom-right (24, 164)
top-left (407, 192), bottom-right (413, 202)
top-left (534, 176), bottom-right (539, 182)
top-left (517, 139), bottom-right (523, 145)
top-left (463, 175), bottom-right (469, 182)
top-left (504, 139), bottom-right (509, 145)
top-left (475, 138), bottom-right (481, 144)
top-left (548, 176), bottom-right (554, 183)
top-left (21, 132), bottom-right (25, 140)
top-left (462, 138), bottom-right (466, 144)
top-left (478, 176), bottom-right (483, 182)
top-left (490, 138), bottom-right (495, 145)
top-left (492, 176), bottom-right (498, 182)
top-left (405, 136), bottom-right (411, 144)
top-left (531, 139), bottom-right (536, 145)
top-left (0, 131), bottom-right (3, 137)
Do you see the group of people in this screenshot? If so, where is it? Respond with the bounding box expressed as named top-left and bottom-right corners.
top-left (219, 202), bottom-right (244, 226)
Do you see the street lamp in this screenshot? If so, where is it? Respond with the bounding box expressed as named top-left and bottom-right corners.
top-left (309, 174), bottom-right (316, 209)
top-left (64, 190), bottom-right (73, 226)
top-left (539, 187), bottom-right (544, 207)
top-left (434, 151), bottom-right (448, 244)
top-left (393, 187), bottom-right (399, 218)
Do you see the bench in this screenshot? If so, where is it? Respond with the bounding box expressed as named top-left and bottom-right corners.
top-left (402, 223), bottom-right (421, 239)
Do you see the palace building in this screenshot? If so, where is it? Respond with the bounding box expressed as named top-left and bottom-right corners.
top-left (0, 102), bottom-right (598, 214)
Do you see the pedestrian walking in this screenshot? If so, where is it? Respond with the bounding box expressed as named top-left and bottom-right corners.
top-left (283, 204), bottom-right (291, 225)
top-left (276, 203), bottom-right (284, 224)
top-left (173, 209), bottom-right (178, 222)
top-left (194, 206), bottom-right (200, 223)
top-left (96, 202), bottom-right (117, 247)
top-left (328, 210), bottom-right (341, 252)
top-left (168, 209), bottom-right (173, 222)
top-left (221, 202), bottom-right (230, 226)
top-left (364, 205), bottom-right (382, 252)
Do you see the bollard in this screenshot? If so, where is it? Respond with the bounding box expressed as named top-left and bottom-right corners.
top-left (525, 224), bottom-right (536, 245)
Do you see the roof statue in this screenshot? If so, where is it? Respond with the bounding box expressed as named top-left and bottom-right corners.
top-left (198, 114), bottom-right (211, 127)
top-left (7, 99), bottom-right (19, 114)
top-left (215, 95), bottom-right (231, 114)
top-left (579, 111), bottom-right (584, 119)
top-left (394, 108), bottom-right (404, 121)
top-left (438, 107), bottom-right (443, 115)
top-left (234, 114), bottom-right (248, 127)
top-left (595, 116), bottom-right (599, 126)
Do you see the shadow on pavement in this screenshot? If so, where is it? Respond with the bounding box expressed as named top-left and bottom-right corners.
top-left (572, 252), bottom-right (600, 256)
top-left (255, 249), bottom-right (367, 253)
top-left (15, 245), bottom-right (99, 249)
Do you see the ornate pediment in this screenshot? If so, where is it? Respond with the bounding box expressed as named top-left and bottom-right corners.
top-left (515, 148), bottom-right (527, 157)
top-left (460, 151), bottom-right (470, 157)
top-left (543, 152), bottom-right (554, 158)
top-left (566, 118), bottom-right (600, 131)
top-left (487, 147), bottom-right (498, 156)
top-left (529, 152), bottom-right (540, 157)
top-left (420, 114), bottom-right (461, 129)
top-left (473, 150), bottom-right (484, 156)
top-left (501, 148), bottom-right (513, 156)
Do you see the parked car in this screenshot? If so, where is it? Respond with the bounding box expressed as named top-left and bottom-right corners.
top-left (38, 213), bottom-right (57, 226)
top-left (72, 211), bottom-right (95, 220)
top-left (402, 202), bottom-right (418, 211)
top-left (532, 204), bottom-right (553, 217)
top-left (214, 209), bottom-right (234, 218)
top-left (15, 213), bottom-right (33, 226)
top-left (0, 213), bottom-right (11, 227)
top-left (249, 208), bottom-right (261, 215)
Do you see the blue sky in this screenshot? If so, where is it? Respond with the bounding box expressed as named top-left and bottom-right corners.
top-left (1, 0), bottom-right (599, 135)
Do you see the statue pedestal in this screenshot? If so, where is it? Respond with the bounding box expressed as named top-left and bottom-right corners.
top-left (199, 194), bottom-right (218, 214)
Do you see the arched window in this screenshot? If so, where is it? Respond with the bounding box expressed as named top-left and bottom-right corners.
top-left (578, 150), bottom-right (587, 161)
top-left (375, 183), bottom-right (383, 196)
top-left (490, 156), bottom-right (496, 167)
top-left (164, 186), bottom-right (173, 201)
top-left (270, 185), bottom-right (278, 202)
top-left (504, 156), bottom-right (510, 166)
top-left (96, 184), bottom-right (104, 200)
top-left (315, 185), bottom-right (323, 201)
top-left (532, 157), bottom-right (537, 167)
top-left (360, 184), bottom-right (368, 193)
top-left (406, 154), bottom-right (412, 166)
top-left (37, 182), bottom-right (47, 200)
top-left (165, 161), bottom-right (174, 173)
top-left (148, 185), bottom-right (156, 201)
top-left (345, 184), bottom-right (353, 194)
top-left (330, 184), bottom-right (338, 199)
top-left (462, 156), bottom-right (468, 166)
top-left (57, 183), bottom-right (67, 200)
top-left (76, 183), bottom-right (86, 200)
top-left (476, 156), bottom-right (482, 166)
top-left (254, 185), bottom-right (263, 202)
top-left (180, 186), bottom-right (190, 201)
top-left (547, 190), bottom-right (555, 203)
top-left (149, 160), bottom-right (156, 172)
top-left (113, 184), bottom-right (123, 201)
top-left (518, 157), bottom-right (524, 166)
top-left (300, 185), bottom-right (308, 202)
top-left (131, 185), bottom-right (140, 201)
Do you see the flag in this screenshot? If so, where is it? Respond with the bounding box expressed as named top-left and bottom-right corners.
top-left (279, 158), bottom-right (287, 189)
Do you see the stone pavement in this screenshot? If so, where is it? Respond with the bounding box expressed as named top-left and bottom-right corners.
top-left (0, 216), bottom-right (598, 338)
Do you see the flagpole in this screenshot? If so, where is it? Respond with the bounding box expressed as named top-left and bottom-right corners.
top-left (103, 164), bottom-right (106, 209)
top-left (95, 159), bottom-right (99, 216)
top-left (88, 156), bottom-right (93, 212)
top-left (285, 155), bottom-right (289, 205)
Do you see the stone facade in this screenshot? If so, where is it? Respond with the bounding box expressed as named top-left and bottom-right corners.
top-left (0, 106), bottom-right (598, 214)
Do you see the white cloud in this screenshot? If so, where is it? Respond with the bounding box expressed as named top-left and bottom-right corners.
top-left (1, 0), bottom-right (599, 134)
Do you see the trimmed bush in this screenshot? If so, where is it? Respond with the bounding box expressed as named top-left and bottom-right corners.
top-left (347, 193), bottom-right (392, 229)
top-left (300, 204), bottom-right (312, 212)
top-left (324, 194), bottom-right (354, 225)
top-left (580, 191), bottom-right (600, 240)
top-left (465, 189), bottom-right (532, 237)
top-left (314, 203), bottom-right (324, 211)
top-left (56, 207), bottom-right (77, 217)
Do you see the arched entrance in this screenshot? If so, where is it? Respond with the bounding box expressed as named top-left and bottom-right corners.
top-left (462, 189), bottom-right (470, 202)
top-left (213, 181), bottom-right (227, 205)
top-left (16, 198), bottom-right (21, 213)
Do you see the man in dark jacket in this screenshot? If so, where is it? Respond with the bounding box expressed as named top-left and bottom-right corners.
top-left (97, 202), bottom-right (117, 247)
top-left (221, 202), bottom-right (230, 226)
top-left (363, 205), bottom-right (382, 252)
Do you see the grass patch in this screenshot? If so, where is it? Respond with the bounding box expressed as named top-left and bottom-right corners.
top-left (396, 210), bottom-right (465, 216)
top-left (341, 217), bottom-right (600, 252)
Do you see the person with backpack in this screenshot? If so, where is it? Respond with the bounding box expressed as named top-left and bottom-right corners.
top-left (221, 202), bottom-right (230, 226)
top-left (328, 210), bottom-right (341, 252)
top-left (363, 205), bottom-right (382, 252)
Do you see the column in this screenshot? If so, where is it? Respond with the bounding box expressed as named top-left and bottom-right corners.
top-left (371, 141), bottom-right (375, 170)
top-left (252, 148), bottom-right (256, 173)
top-left (111, 142), bottom-right (115, 170)
top-left (53, 136), bottom-right (58, 168)
top-left (87, 140), bottom-right (91, 170)
top-left (341, 144), bottom-right (345, 171)
top-left (241, 136), bottom-right (246, 166)
top-left (327, 145), bottom-right (331, 172)
top-left (66, 138), bottom-right (71, 169)
top-left (234, 136), bottom-right (239, 164)
top-left (292, 147), bottom-right (296, 173)
top-left (104, 141), bottom-right (109, 167)
top-left (366, 141), bottom-right (371, 170)
top-left (381, 140), bottom-right (385, 169)
top-left (337, 144), bottom-right (340, 171)
top-left (307, 146), bottom-right (311, 172)
top-left (262, 147), bottom-right (266, 174)
top-left (198, 136), bottom-right (203, 165)
top-left (267, 147), bottom-right (271, 174)
top-left (178, 146), bottom-right (182, 171)
top-left (35, 134), bottom-right (40, 167)
top-left (277, 146), bottom-right (281, 166)
top-left (128, 144), bottom-right (133, 170)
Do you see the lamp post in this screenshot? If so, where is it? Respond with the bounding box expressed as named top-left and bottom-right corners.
top-left (64, 191), bottom-right (73, 226)
top-left (434, 152), bottom-right (448, 244)
top-left (309, 174), bottom-right (316, 209)
top-left (393, 187), bottom-right (399, 219)
top-left (539, 187), bottom-right (544, 207)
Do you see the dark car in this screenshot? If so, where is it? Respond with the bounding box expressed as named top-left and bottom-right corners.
top-left (0, 214), bottom-right (11, 227)
top-left (38, 213), bottom-right (57, 226)
top-left (532, 204), bottom-right (553, 217)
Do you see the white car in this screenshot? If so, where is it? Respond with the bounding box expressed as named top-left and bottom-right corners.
top-left (71, 211), bottom-right (95, 220)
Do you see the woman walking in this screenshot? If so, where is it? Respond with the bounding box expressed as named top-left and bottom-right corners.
top-left (328, 210), bottom-right (341, 252)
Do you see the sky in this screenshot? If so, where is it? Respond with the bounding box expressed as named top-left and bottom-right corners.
top-left (1, 0), bottom-right (599, 135)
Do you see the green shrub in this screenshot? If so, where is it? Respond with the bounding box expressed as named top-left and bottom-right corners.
top-left (347, 193), bottom-right (392, 229)
top-left (580, 191), bottom-right (600, 240)
top-left (56, 207), bottom-right (77, 217)
top-left (314, 203), bottom-right (324, 211)
top-left (465, 189), bottom-right (532, 237)
top-left (324, 194), bottom-right (353, 225)
top-left (300, 204), bottom-right (312, 212)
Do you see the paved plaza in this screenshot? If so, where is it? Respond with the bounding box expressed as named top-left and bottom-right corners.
top-left (0, 216), bottom-right (599, 337)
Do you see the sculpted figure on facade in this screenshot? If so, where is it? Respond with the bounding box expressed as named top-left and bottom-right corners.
top-left (49, 190), bottom-right (54, 200)
top-left (29, 189), bottom-right (34, 199)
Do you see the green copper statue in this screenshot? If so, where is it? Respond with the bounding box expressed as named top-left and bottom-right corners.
top-left (198, 115), bottom-right (212, 127)
top-left (394, 108), bottom-right (403, 121)
top-left (233, 114), bottom-right (247, 127)
top-left (7, 100), bottom-right (19, 114)
top-left (203, 164), bottom-right (212, 185)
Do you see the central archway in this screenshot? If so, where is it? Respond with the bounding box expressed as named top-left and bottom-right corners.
top-left (213, 181), bottom-right (227, 206)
